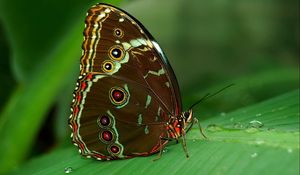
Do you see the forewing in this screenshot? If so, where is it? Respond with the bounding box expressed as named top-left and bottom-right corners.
top-left (80, 3), bottom-right (182, 116)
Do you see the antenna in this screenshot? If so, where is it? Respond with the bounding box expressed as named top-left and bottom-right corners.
top-left (188, 83), bottom-right (235, 110)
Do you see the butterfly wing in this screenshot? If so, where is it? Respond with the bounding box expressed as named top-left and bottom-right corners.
top-left (69, 3), bottom-right (181, 159)
top-left (80, 3), bottom-right (182, 115)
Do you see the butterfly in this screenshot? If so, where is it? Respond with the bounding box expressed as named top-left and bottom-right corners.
top-left (69, 3), bottom-right (204, 160)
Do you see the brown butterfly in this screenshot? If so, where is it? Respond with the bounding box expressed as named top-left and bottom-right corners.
top-left (69, 3), bottom-right (205, 160)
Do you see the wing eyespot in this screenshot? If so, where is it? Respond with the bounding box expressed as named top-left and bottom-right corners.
top-left (109, 46), bottom-right (124, 61)
top-left (97, 115), bottom-right (111, 127)
top-left (99, 129), bottom-right (116, 144)
top-left (113, 28), bottom-right (124, 38)
top-left (108, 144), bottom-right (121, 154)
top-left (102, 60), bottom-right (115, 73)
top-left (109, 87), bottom-right (128, 105)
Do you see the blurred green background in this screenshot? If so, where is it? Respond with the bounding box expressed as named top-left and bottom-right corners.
top-left (0, 0), bottom-right (298, 174)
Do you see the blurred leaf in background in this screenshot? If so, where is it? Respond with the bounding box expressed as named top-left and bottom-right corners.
top-left (0, 0), bottom-right (298, 174)
top-left (0, 21), bottom-right (16, 112)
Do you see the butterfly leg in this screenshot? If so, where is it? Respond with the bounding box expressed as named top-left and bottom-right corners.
top-left (180, 128), bottom-right (189, 158)
top-left (195, 118), bottom-right (208, 139)
top-left (179, 118), bottom-right (208, 158)
top-left (186, 118), bottom-right (207, 139)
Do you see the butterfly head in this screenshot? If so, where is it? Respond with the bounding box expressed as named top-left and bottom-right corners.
top-left (182, 109), bottom-right (193, 124)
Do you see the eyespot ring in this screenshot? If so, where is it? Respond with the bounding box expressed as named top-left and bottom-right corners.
top-left (107, 144), bottom-right (121, 155)
top-left (99, 129), bottom-right (116, 144)
top-left (113, 28), bottom-right (123, 38)
top-left (102, 60), bottom-right (115, 73)
top-left (109, 46), bottom-right (124, 61)
top-left (97, 115), bottom-right (111, 127)
top-left (109, 86), bottom-right (129, 107)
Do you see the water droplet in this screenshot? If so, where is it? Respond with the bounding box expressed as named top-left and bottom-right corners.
top-left (255, 113), bottom-right (262, 117)
top-left (230, 117), bottom-right (234, 122)
top-left (247, 120), bottom-right (263, 128)
top-left (163, 148), bottom-right (168, 153)
top-left (220, 112), bottom-right (226, 116)
top-left (64, 167), bottom-right (73, 174)
top-left (192, 139), bottom-right (196, 142)
top-left (287, 148), bottom-right (293, 153)
top-left (233, 122), bottom-right (244, 129)
top-left (250, 152), bottom-right (257, 158)
top-left (206, 124), bottom-right (222, 132)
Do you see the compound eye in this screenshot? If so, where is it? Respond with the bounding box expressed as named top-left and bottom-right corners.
top-left (184, 112), bottom-right (190, 118)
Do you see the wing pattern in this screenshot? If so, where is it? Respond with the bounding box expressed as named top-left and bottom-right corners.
top-left (69, 3), bottom-right (182, 160)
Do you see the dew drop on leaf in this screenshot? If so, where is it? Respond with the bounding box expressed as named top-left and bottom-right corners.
top-left (247, 120), bottom-right (264, 128)
top-left (251, 152), bottom-right (258, 158)
top-left (64, 167), bottom-right (73, 174)
top-left (206, 124), bottom-right (223, 132)
top-left (287, 148), bottom-right (293, 153)
top-left (233, 122), bottom-right (244, 129)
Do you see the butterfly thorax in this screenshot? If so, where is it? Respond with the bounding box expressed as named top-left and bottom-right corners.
top-left (166, 110), bottom-right (193, 139)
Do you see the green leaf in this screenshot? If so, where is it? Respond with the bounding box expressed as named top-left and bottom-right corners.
top-left (11, 90), bottom-right (299, 175)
